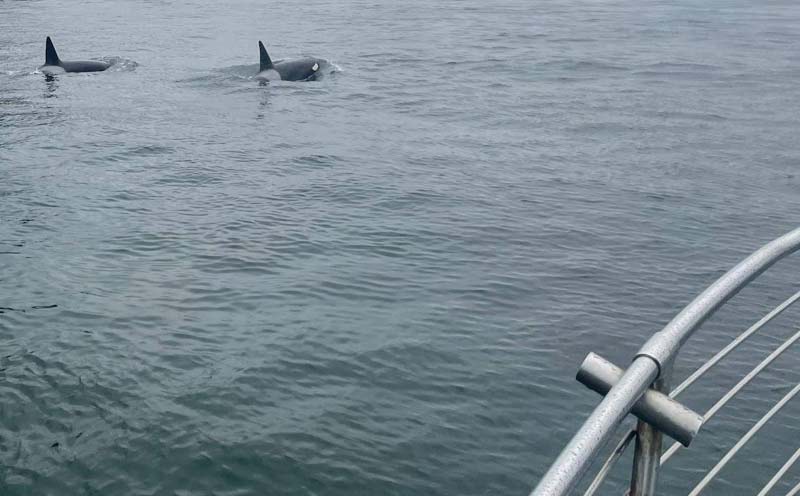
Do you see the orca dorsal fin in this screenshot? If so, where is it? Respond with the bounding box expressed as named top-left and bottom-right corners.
top-left (45, 36), bottom-right (60, 66)
top-left (258, 41), bottom-right (274, 71)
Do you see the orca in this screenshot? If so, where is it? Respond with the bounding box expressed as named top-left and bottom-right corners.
top-left (256, 41), bottom-right (322, 82)
top-left (39, 37), bottom-right (110, 74)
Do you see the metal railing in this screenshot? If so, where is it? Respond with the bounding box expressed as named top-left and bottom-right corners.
top-left (530, 227), bottom-right (800, 496)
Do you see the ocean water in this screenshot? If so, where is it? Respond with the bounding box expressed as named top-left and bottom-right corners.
top-left (1, 0), bottom-right (800, 494)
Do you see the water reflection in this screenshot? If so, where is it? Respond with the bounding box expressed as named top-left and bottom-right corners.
top-left (256, 85), bottom-right (271, 120)
top-left (43, 74), bottom-right (58, 98)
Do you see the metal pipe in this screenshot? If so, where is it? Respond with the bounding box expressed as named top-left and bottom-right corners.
top-left (637, 228), bottom-right (800, 375)
top-left (629, 363), bottom-right (672, 496)
top-left (687, 382), bottom-right (800, 496)
top-left (629, 419), bottom-right (662, 496)
top-left (670, 290), bottom-right (800, 398)
top-left (576, 353), bottom-right (702, 447)
top-left (530, 357), bottom-right (659, 496)
top-left (661, 327), bottom-right (800, 464)
top-left (583, 430), bottom-right (637, 496)
top-left (756, 446), bottom-right (800, 496)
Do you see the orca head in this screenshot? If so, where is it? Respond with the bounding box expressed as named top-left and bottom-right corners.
top-left (306, 61), bottom-right (321, 80)
top-left (289, 60), bottom-right (321, 82)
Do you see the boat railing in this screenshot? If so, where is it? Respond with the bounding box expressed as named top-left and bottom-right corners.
top-left (529, 227), bottom-right (800, 496)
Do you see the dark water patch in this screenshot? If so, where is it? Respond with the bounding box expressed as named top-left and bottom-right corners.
top-left (549, 37), bottom-right (598, 43)
top-left (536, 59), bottom-right (629, 73)
top-left (643, 109), bottom-right (730, 121)
top-left (153, 171), bottom-right (223, 186)
top-left (82, 144), bottom-right (175, 165)
top-left (291, 154), bottom-right (341, 168)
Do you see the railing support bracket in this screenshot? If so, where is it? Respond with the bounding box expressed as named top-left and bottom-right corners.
top-left (576, 353), bottom-right (703, 447)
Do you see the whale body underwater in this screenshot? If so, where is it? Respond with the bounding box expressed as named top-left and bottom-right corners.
top-left (255, 41), bottom-right (323, 82)
top-left (39, 37), bottom-right (110, 73)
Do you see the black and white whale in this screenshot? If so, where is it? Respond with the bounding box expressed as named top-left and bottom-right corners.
top-left (39, 37), bottom-right (110, 74)
top-left (256, 41), bottom-right (322, 82)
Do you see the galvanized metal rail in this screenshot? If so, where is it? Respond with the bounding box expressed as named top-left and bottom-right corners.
top-left (530, 227), bottom-right (800, 496)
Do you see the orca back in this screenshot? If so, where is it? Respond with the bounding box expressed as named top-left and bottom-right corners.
top-left (60, 60), bottom-right (110, 72)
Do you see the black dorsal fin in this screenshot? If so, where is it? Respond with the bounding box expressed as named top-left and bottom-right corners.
top-left (258, 41), bottom-right (274, 71)
top-left (45, 37), bottom-right (61, 66)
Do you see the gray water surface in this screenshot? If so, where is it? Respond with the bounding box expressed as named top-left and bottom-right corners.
top-left (2, 0), bottom-right (800, 494)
